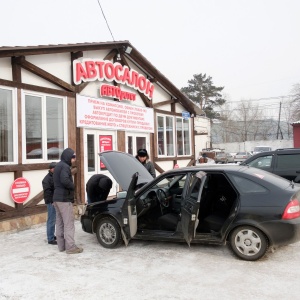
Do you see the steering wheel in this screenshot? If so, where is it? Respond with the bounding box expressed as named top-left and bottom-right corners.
top-left (157, 189), bottom-right (169, 208)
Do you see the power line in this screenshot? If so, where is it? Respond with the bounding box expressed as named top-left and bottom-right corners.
top-left (96, 0), bottom-right (115, 41)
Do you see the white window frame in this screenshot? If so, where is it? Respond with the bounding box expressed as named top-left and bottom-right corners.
top-left (156, 114), bottom-right (176, 157)
top-left (0, 86), bottom-right (18, 165)
top-left (176, 116), bottom-right (192, 156)
top-left (22, 90), bottom-right (68, 163)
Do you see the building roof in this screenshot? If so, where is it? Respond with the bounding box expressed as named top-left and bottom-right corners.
top-left (0, 41), bottom-right (202, 115)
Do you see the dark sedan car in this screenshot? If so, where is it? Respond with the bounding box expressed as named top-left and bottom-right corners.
top-left (81, 151), bottom-right (300, 261)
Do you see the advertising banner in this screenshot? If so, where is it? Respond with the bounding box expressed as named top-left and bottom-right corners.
top-left (76, 94), bottom-right (154, 133)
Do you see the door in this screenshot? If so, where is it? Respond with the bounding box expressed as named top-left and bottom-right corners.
top-left (84, 129), bottom-right (117, 200)
top-left (181, 171), bottom-right (207, 246)
top-left (126, 133), bottom-right (149, 156)
top-left (121, 172), bottom-right (139, 245)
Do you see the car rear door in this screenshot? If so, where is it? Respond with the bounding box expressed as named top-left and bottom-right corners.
top-left (181, 171), bottom-right (207, 246)
top-left (121, 172), bottom-right (138, 245)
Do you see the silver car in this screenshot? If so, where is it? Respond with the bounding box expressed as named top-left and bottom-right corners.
top-left (234, 151), bottom-right (252, 163)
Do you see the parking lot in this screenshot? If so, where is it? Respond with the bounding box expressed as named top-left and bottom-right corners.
top-left (1, 220), bottom-right (300, 299)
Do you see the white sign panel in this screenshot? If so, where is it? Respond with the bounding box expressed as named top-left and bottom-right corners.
top-left (76, 94), bottom-right (154, 133)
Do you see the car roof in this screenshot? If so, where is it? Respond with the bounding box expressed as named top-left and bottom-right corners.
top-left (242, 148), bottom-right (300, 164)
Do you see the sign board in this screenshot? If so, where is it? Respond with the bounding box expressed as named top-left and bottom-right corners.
top-left (10, 177), bottom-right (30, 204)
top-left (182, 111), bottom-right (190, 120)
top-left (76, 94), bottom-right (154, 133)
top-left (99, 135), bottom-right (112, 170)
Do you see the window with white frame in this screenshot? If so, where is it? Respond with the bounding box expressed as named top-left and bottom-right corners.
top-left (157, 115), bottom-right (175, 156)
top-left (0, 86), bottom-right (16, 163)
top-left (23, 92), bottom-right (67, 162)
top-left (176, 117), bottom-right (191, 156)
top-left (157, 114), bottom-right (191, 156)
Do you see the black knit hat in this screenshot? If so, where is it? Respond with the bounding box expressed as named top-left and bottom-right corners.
top-left (49, 162), bottom-right (56, 169)
top-left (137, 149), bottom-right (148, 157)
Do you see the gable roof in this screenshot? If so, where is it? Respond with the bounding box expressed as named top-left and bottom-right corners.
top-left (0, 41), bottom-right (202, 115)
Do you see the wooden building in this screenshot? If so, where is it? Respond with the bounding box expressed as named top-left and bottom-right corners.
top-left (0, 41), bottom-right (203, 228)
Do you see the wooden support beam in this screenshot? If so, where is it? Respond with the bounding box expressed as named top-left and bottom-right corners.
top-left (15, 56), bottom-right (75, 92)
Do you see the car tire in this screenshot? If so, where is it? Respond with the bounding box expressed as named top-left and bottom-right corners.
top-left (96, 217), bottom-right (122, 248)
top-left (229, 226), bottom-right (268, 261)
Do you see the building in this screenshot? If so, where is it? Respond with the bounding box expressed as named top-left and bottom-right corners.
top-left (0, 41), bottom-right (205, 229)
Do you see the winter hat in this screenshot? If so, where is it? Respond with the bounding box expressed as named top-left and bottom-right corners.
top-left (137, 149), bottom-right (148, 157)
top-left (49, 162), bottom-right (57, 169)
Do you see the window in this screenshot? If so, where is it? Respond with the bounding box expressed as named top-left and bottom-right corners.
top-left (23, 92), bottom-right (67, 162)
top-left (247, 155), bottom-right (272, 168)
top-left (176, 117), bottom-right (191, 156)
top-left (277, 154), bottom-right (300, 169)
top-left (0, 87), bottom-right (17, 163)
top-left (229, 175), bottom-right (267, 193)
top-left (157, 115), bottom-right (175, 156)
top-left (156, 114), bottom-right (191, 157)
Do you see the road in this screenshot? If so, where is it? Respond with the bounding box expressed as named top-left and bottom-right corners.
top-left (1, 220), bottom-right (300, 300)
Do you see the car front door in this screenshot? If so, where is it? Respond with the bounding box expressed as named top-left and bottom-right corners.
top-left (121, 172), bottom-right (139, 245)
top-left (181, 171), bottom-right (207, 246)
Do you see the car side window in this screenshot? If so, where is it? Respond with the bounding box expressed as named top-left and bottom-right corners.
top-left (276, 154), bottom-right (300, 169)
top-left (229, 175), bottom-right (267, 193)
top-left (247, 155), bottom-right (272, 168)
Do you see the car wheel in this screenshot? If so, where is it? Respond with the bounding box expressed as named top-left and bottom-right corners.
top-left (96, 217), bottom-right (122, 248)
top-left (229, 226), bottom-right (268, 261)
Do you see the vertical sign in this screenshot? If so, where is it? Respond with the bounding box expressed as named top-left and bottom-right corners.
top-left (99, 135), bottom-right (113, 170)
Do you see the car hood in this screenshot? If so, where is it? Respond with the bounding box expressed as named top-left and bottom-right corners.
top-left (99, 151), bottom-right (154, 191)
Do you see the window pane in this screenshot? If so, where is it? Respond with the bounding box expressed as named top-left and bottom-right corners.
top-left (277, 154), bottom-right (300, 168)
top-left (25, 95), bottom-right (42, 159)
top-left (0, 88), bottom-right (13, 162)
top-left (136, 137), bottom-right (146, 151)
top-left (127, 136), bottom-right (133, 155)
top-left (183, 119), bottom-right (190, 155)
top-left (46, 96), bottom-right (64, 160)
top-left (176, 118), bottom-right (183, 155)
top-left (166, 116), bottom-right (174, 156)
top-left (157, 116), bottom-right (164, 155)
top-left (230, 175), bottom-right (267, 193)
top-left (87, 134), bottom-right (95, 172)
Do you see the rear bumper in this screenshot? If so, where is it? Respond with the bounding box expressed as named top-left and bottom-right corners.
top-left (263, 219), bottom-right (300, 246)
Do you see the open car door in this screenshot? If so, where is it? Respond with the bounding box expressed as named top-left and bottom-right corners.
top-left (121, 172), bottom-right (139, 246)
top-left (181, 171), bottom-right (207, 246)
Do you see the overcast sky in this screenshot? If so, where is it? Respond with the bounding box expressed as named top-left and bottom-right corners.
top-left (1, 0), bottom-right (300, 103)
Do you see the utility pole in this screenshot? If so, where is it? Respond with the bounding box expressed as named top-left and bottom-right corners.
top-left (276, 101), bottom-right (283, 139)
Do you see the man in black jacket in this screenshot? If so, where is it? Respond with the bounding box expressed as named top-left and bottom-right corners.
top-left (86, 174), bottom-right (113, 204)
top-left (53, 148), bottom-right (83, 254)
top-left (42, 162), bottom-right (57, 245)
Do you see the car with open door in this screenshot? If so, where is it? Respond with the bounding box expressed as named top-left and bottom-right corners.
top-left (81, 151), bottom-right (300, 261)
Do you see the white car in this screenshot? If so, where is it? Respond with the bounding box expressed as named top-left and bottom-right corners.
top-left (234, 151), bottom-right (252, 163)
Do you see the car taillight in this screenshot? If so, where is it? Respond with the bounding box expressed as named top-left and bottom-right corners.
top-left (282, 199), bottom-right (300, 220)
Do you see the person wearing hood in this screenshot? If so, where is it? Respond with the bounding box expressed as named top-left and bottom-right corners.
top-left (53, 148), bottom-right (83, 254)
top-left (135, 149), bottom-right (156, 178)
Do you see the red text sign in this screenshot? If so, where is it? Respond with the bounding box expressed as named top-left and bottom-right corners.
top-left (10, 177), bottom-right (31, 204)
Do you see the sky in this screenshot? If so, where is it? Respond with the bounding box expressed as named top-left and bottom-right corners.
top-left (1, 0), bottom-right (300, 104)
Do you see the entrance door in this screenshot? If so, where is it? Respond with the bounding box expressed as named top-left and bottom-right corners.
top-left (84, 129), bottom-right (117, 200)
top-left (126, 133), bottom-right (149, 156)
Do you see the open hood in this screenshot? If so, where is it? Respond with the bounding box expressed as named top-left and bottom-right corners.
top-left (99, 151), bottom-right (154, 191)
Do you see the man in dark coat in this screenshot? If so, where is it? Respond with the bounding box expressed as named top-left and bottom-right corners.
top-left (53, 148), bottom-right (83, 254)
top-left (42, 162), bottom-right (57, 245)
top-left (86, 174), bottom-right (113, 204)
top-left (135, 148), bottom-right (156, 178)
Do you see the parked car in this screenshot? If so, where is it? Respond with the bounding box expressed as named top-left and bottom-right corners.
top-left (215, 152), bottom-right (235, 164)
top-left (253, 145), bottom-right (272, 155)
top-left (241, 148), bottom-right (300, 182)
top-left (234, 151), bottom-right (252, 163)
top-left (81, 151), bottom-right (300, 261)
